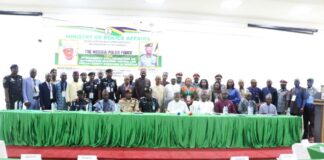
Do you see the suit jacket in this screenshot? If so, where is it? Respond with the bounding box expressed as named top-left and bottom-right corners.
top-left (22, 77), bottom-right (41, 109)
top-left (39, 82), bottom-right (56, 110)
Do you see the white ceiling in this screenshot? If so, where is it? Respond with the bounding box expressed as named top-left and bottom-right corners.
top-left (0, 0), bottom-right (324, 25)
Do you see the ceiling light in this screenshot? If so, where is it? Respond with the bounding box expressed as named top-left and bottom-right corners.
top-left (221, 0), bottom-right (242, 10)
top-left (145, 0), bottom-right (165, 4)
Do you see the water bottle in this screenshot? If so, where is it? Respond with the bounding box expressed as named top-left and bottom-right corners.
top-left (14, 101), bottom-right (18, 110)
top-left (286, 107), bottom-right (291, 116)
top-left (223, 105), bottom-right (228, 114)
top-left (114, 104), bottom-right (120, 113)
top-left (248, 105), bottom-right (253, 115)
top-left (87, 102), bottom-right (92, 112)
top-left (51, 102), bottom-right (57, 111)
top-left (18, 101), bottom-right (23, 110)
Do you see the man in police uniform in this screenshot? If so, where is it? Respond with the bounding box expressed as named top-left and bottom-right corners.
top-left (140, 43), bottom-right (157, 67)
top-left (139, 87), bottom-right (159, 112)
top-left (3, 64), bottom-right (23, 109)
top-left (70, 90), bottom-right (89, 111)
top-left (83, 72), bottom-right (99, 105)
top-left (98, 69), bottom-right (118, 103)
top-left (118, 89), bottom-right (139, 112)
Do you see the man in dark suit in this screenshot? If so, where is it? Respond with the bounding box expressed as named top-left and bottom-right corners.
top-left (40, 73), bottom-right (56, 110)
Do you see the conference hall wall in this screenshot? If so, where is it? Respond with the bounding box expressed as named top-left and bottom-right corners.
top-left (0, 11), bottom-right (323, 110)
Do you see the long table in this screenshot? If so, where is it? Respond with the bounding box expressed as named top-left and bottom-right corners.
top-left (0, 110), bottom-right (302, 148)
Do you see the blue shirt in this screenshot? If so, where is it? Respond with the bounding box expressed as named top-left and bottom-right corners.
top-left (290, 87), bottom-right (306, 109)
top-left (227, 88), bottom-right (241, 105)
top-left (247, 87), bottom-right (262, 103)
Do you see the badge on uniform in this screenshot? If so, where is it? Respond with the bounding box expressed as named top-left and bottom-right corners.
top-left (106, 87), bottom-right (111, 93)
top-left (186, 95), bottom-right (191, 101)
top-left (89, 92), bottom-right (94, 99)
top-left (291, 95), bottom-right (296, 102)
top-left (50, 91), bottom-right (54, 100)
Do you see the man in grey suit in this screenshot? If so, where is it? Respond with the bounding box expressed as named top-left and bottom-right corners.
top-left (23, 68), bottom-right (41, 110)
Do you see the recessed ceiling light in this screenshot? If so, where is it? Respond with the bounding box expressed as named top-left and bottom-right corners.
top-left (221, 0), bottom-right (242, 10)
top-left (289, 5), bottom-right (312, 17)
top-left (145, 0), bottom-right (165, 4)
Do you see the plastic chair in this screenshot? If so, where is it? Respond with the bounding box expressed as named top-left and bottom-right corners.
top-left (78, 155), bottom-right (98, 160)
top-left (0, 140), bottom-right (8, 158)
top-left (21, 154), bottom-right (42, 160)
top-left (230, 156), bottom-right (249, 160)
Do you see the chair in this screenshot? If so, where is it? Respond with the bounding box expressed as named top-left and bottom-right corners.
top-left (0, 140), bottom-right (8, 158)
top-left (77, 155), bottom-right (98, 160)
top-left (230, 156), bottom-right (249, 160)
top-left (277, 154), bottom-right (297, 160)
top-left (21, 154), bottom-right (42, 160)
top-left (292, 143), bottom-right (312, 160)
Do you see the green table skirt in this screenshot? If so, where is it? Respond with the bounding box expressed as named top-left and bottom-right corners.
top-left (0, 110), bottom-right (302, 148)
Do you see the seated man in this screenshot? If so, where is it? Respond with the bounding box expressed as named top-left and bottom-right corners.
top-left (259, 94), bottom-right (277, 115)
top-left (190, 91), bottom-right (214, 114)
top-left (118, 89), bottom-right (139, 112)
top-left (94, 89), bottom-right (117, 112)
top-left (167, 92), bottom-right (188, 114)
top-left (214, 91), bottom-right (236, 114)
top-left (238, 92), bottom-right (257, 114)
top-left (139, 87), bottom-right (159, 112)
top-left (70, 90), bottom-right (88, 111)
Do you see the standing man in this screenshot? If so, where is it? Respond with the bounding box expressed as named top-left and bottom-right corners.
top-left (22, 68), bottom-right (41, 110)
top-left (83, 72), bottom-right (99, 105)
top-left (3, 64), bottom-right (23, 109)
top-left (261, 79), bottom-right (278, 107)
top-left (162, 72), bottom-right (169, 86)
top-left (288, 79), bottom-right (307, 116)
top-left (129, 74), bottom-right (135, 87)
top-left (238, 80), bottom-right (248, 98)
top-left (50, 68), bottom-right (59, 84)
top-left (39, 73), bottom-right (56, 110)
top-left (117, 76), bottom-right (133, 100)
top-left (55, 72), bottom-right (68, 110)
top-left (80, 72), bottom-right (88, 84)
top-left (303, 78), bottom-right (318, 142)
top-left (164, 78), bottom-right (180, 108)
top-left (192, 73), bottom-right (200, 88)
top-left (176, 72), bottom-right (183, 85)
top-left (94, 71), bottom-right (104, 84)
top-left (99, 69), bottom-right (118, 103)
top-left (134, 68), bottom-right (151, 99)
top-left (247, 79), bottom-right (262, 105)
top-left (151, 75), bottom-right (165, 111)
top-left (139, 88), bottom-right (159, 112)
top-left (277, 80), bottom-right (289, 114)
top-left (66, 71), bottom-right (83, 107)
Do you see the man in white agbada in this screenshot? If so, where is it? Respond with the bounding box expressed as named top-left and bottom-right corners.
top-left (190, 91), bottom-right (214, 114)
top-left (167, 92), bottom-right (189, 114)
top-left (151, 75), bottom-right (165, 111)
top-left (164, 78), bottom-right (180, 107)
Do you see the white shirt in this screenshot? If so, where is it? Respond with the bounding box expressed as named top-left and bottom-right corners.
top-left (167, 100), bottom-right (189, 114)
top-left (66, 81), bottom-right (83, 102)
top-left (164, 84), bottom-right (181, 101)
top-left (151, 84), bottom-right (165, 107)
top-left (190, 101), bottom-right (214, 114)
top-left (259, 103), bottom-right (277, 115)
